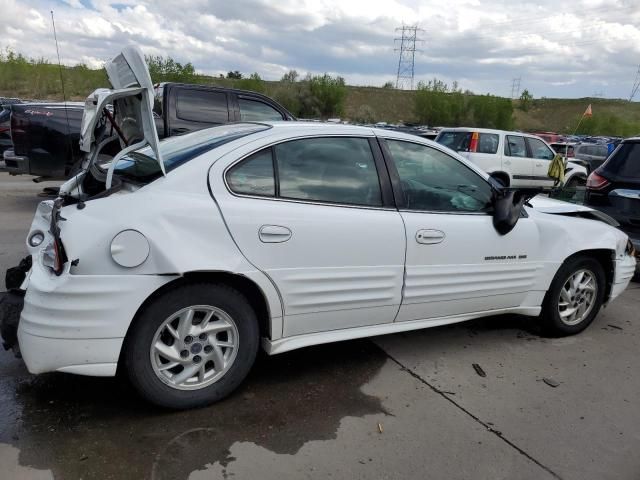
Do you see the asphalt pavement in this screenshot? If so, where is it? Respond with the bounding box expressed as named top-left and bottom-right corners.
top-left (0, 172), bottom-right (638, 480)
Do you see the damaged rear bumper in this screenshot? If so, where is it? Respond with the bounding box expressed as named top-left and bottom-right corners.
top-left (0, 290), bottom-right (24, 355)
top-left (0, 256), bottom-right (32, 355)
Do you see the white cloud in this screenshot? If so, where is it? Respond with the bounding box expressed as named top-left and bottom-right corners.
top-left (0, 0), bottom-right (639, 98)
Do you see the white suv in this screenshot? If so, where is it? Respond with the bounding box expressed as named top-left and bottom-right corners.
top-left (436, 128), bottom-right (588, 188)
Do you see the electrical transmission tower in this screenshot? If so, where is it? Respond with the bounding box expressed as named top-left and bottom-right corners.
top-left (395, 25), bottom-right (423, 90)
top-left (511, 77), bottom-right (521, 99)
top-left (629, 64), bottom-right (640, 102)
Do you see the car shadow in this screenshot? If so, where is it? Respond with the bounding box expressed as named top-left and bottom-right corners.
top-left (0, 339), bottom-right (388, 480)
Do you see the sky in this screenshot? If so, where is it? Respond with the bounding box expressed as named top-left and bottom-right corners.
top-left (1, 0), bottom-right (640, 99)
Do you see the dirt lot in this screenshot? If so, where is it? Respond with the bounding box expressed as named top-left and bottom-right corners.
top-left (0, 172), bottom-right (639, 480)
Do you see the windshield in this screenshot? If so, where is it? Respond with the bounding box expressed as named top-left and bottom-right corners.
top-left (113, 123), bottom-right (271, 183)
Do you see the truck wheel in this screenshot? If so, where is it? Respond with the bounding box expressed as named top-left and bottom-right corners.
top-left (124, 283), bottom-right (259, 409)
top-left (540, 256), bottom-right (605, 336)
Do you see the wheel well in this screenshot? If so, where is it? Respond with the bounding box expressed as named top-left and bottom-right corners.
top-left (566, 249), bottom-right (614, 299)
top-left (490, 171), bottom-right (510, 187)
top-left (118, 271), bottom-right (272, 373)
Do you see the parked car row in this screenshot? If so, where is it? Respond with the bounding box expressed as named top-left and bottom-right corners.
top-left (550, 142), bottom-right (612, 174)
top-left (435, 128), bottom-right (588, 188)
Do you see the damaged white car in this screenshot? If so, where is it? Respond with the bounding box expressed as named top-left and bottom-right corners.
top-left (0, 47), bottom-right (636, 409)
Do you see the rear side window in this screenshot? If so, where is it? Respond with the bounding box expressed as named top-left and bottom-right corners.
top-left (239, 98), bottom-right (284, 121)
top-left (227, 149), bottom-right (275, 197)
top-left (505, 135), bottom-right (526, 157)
top-left (477, 133), bottom-right (499, 154)
top-left (275, 137), bottom-right (382, 206)
top-left (527, 137), bottom-right (555, 160)
top-left (436, 131), bottom-right (471, 151)
top-left (602, 142), bottom-right (640, 179)
top-left (176, 89), bottom-right (228, 123)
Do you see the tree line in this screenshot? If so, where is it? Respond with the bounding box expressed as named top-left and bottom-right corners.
top-left (2, 47), bottom-right (639, 136)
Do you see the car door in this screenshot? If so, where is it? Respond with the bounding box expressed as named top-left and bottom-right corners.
top-left (380, 137), bottom-right (542, 322)
top-left (503, 134), bottom-right (533, 186)
top-left (527, 137), bottom-right (556, 188)
top-left (210, 134), bottom-right (406, 337)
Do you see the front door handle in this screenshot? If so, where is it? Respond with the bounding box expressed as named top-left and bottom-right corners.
top-left (259, 225), bottom-right (292, 243)
top-left (536, 162), bottom-right (543, 167)
top-left (416, 229), bottom-right (445, 244)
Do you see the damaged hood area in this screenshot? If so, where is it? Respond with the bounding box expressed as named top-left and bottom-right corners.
top-left (77, 46), bottom-right (164, 184)
top-left (528, 195), bottom-right (620, 227)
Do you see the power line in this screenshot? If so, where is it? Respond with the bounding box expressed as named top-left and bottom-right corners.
top-left (395, 25), bottom-right (424, 90)
top-left (630, 65), bottom-right (640, 102)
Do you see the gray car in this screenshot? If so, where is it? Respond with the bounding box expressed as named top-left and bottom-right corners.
top-left (551, 142), bottom-right (610, 173)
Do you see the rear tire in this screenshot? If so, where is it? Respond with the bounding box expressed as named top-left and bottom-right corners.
top-left (124, 283), bottom-right (259, 409)
top-left (540, 256), bottom-right (605, 336)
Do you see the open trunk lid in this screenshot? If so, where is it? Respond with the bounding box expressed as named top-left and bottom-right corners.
top-left (77, 46), bottom-right (164, 187)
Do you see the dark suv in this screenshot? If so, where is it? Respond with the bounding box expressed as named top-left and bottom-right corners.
top-left (585, 137), bottom-right (640, 274)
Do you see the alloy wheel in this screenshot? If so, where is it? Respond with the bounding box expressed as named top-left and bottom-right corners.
top-left (150, 305), bottom-right (239, 390)
top-left (557, 269), bottom-right (598, 326)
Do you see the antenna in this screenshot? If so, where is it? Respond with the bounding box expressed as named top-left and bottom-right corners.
top-left (51, 10), bottom-right (84, 208)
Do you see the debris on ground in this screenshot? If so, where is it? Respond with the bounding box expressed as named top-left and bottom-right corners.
top-left (543, 377), bottom-right (560, 388)
top-left (377, 423), bottom-right (384, 433)
top-left (607, 324), bottom-right (623, 330)
top-left (472, 363), bottom-right (486, 377)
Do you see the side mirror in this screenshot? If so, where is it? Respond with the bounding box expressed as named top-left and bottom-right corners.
top-left (491, 188), bottom-right (543, 235)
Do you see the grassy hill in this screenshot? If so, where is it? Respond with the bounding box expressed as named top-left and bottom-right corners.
top-left (2, 52), bottom-right (639, 135)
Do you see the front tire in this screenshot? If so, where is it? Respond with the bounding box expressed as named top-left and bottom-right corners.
top-left (124, 283), bottom-right (259, 409)
top-left (540, 256), bottom-right (605, 336)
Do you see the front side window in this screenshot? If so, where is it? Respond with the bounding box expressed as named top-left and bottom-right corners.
top-left (386, 140), bottom-right (493, 213)
top-left (238, 98), bottom-right (284, 121)
top-left (275, 137), bottom-right (382, 206)
top-left (227, 149), bottom-right (275, 197)
top-left (505, 135), bottom-right (527, 158)
top-left (527, 137), bottom-right (555, 160)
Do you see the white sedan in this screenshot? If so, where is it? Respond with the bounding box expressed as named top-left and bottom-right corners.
top-left (1, 48), bottom-right (636, 409)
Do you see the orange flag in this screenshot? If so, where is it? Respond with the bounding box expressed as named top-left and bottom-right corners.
top-left (584, 104), bottom-right (592, 117)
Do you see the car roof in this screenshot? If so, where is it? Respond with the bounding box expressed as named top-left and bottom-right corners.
top-left (436, 127), bottom-right (543, 137)
top-left (249, 121), bottom-right (433, 142)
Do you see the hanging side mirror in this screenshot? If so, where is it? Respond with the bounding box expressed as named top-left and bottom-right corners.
top-left (492, 188), bottom-right (543, 235)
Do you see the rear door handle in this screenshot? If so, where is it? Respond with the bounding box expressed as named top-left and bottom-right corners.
top-left (259, 225), bottom-right (292, 243)
top-left (536, 162), bottom-right (543, 167)
top-left (416, 229), bottom-right (445, 244)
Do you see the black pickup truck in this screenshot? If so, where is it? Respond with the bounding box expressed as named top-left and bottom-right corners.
top-left (4, 83), bottom-right (294, 179)
top-left (4, 102), bottom-right (84, 178)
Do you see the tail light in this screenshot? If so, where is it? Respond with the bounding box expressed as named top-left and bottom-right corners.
top-left (469, 132), bottom-right (479, 152)
top-left (586, 171), bottom-right (610, 190)
top-left (42, 239), bottom-right (66, 275)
